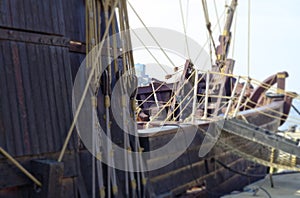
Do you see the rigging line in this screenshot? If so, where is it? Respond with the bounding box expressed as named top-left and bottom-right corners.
top-left (249, 78), bottom-right (300, 100)
top-left (58, 0), bottom-right (120, 162)
top-left (213, 0), bottom-right (222, 34)
top-left (185, 0), bottom-right (190, 30)
top-left (182, 69), bottom-right (299, 122)
top-left (179, 0), bottom-right (191, 59)
top-left (136, 82), bottom-right (166, 109)
top-left (135, 67), bottom-right (184, 109)
top-left (208, 32), bottom-right (214, 66)
top-left (239, 93), bottom-right (298, 122)
top-left (173, 97), bottom-right (194, 121)
top-left (292, 104), bottom-right (300, 116)
top-left (136, 75), bottom-right (183, 110)
top-left (201, 0), bottom-right (217, 57)
top-left (131, 29), bottom-right (168, 74)
top-left (160, 57), bottom-right (210, 122)
top-left (175, 97), bottom-right (231, 121)
top-left (0, 147), bottom-right (42, 187)
top-left (127, 1), bottom-right (176, 67)
top-left (224, 0), bottom-right (229, 25)
top-left (195, 69), bottom-right (299, 101)
top-left (231, 6), bottom-right (238, 57)
top-left (247, 0), bottom-right (251, 76)
top-left (167, 75), bottom-right (207, 122)
top-left (246, 99), bottom-right (300, 124)
top-left (123, 0), bottom-right (135, 75)
top-left (148, 69), bottom-right (197, 122)
top-left (215, 158), bottom-right (268, 177)
top-left (194, 9), bottom-right (225, 64)
top-left (161, 71), bottom-right (209, 124)
top-left (118, 0), bottom-right (130, 73)
top-left (243, 103), bottom-right (300, 126)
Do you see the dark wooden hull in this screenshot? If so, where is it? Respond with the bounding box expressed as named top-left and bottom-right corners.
top-left (139, 101), bottom-right (285, 197)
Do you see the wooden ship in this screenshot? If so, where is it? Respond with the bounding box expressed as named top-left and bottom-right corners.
top-left (0, 0), bottom-right (299, 198)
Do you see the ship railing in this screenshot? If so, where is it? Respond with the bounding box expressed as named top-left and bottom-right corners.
top-left (144, 69), bottom-right (299, 127)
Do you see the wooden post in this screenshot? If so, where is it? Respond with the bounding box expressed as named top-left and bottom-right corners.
top-left (269, 148), bottom-right (275, 188)
top-left (31, 159), bottom-right (64, 198)
top-left (277, 72), bottom-right (288, 93)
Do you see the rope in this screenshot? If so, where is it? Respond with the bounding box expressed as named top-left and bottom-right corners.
top-left (292, 104), bottom-right (300, 115)
top-left (247, 0), bottom-right (251, 76)
top-left (245, 100), bottom-right (300, 126)
top-left (127, 1), bottom-right (176, 67)
top-left (118, 4), bottom-right (138, 195)
top-left (131, 29), bottom-right (168, 74)
top-left (196, 69), bottom-right (299, 100)
top-left (231, 6), bottom-right (238, 57)
top-left (201, 0), bottom-right (217, 58)
top-left (213, 0), bottom-right (222, 34)
top-left (193, 7), bottom-right (226, 64)
top-left (145, 68), bottom-right (300, 126)
top-left (250, 78), bottom-right (300, 100)
top-left (173, 95), bottom-right (197, 122)
top-left (197, 94), bottom-right (236, 100)
top-left (179, 0), bottom-right (191, 59)
top-left (185, 0), bottom-right (190, 30)
top-left (147, 69), bottom-right (197, 122)
top-left (0, 147), bottom-right (42, 187)
top-left (123, 0), bottom-right (135, 75)
top-left (215, 158), bottom-right (267, 178)
top-left (58, 0), bottom-right (120, 162)
top-left (136, 82), bottom-right (167, 109)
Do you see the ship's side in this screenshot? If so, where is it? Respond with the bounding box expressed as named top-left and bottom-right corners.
top-left (0, 1), bottom-right (88, 197)
top-left (137, 84), bottom-right (292, 197)
top-left (0, 1), bottom-right (296, 198)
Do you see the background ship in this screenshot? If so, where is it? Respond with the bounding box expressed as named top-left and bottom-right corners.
top-left (0, 0), bottom-right (299, 198)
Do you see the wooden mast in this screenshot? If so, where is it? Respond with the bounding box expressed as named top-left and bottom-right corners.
top-left (216, 0), bottom-right (238, 65)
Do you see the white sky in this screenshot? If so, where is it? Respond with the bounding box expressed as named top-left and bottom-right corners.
top-left (127, 0), bottom-right (300, 93)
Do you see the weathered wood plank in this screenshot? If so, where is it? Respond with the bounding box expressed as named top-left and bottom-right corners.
top-left (0, 41), bottom-right (10, 154)
top-left (56, 47), bottom-right (73, 149)
top-left (56, 0), bottom-right (66, 35)
top-left (49, 46), bottom-right (65, 149)
top-left (40, 0), bottom-right (49, 34)
top-left (0, 152), bottom-right (78, 189)
top-left (42, 45), bottom-right (61, 151)
top-left (3, 41), bottom-right (23, 156)
top-left (18, 42), bottom-right (40, 155)
top-left (69, 52), bottom-right (85, 81)
top-left (11, 42), bottom-right (31, 155)
top-left (62, 0), bottom-right (86, 42)
top-left (0, 186), bottom-right (31, 198)
top-left (0, 28), bottom-right (70, 48)
top-left (61, 47), bottom-right (76, 149)
top-left (171, 159), bottom-right (265, 197)
top-left (61, 177), bottom-right (78, 198)
top-left (0, 1), bottom-right (9, 26)
top-left (0, 0), bottom-right (65, 35)
top-left (23, 0), bottom-right (32, 31)
top-left (30, 43), bottom-right (48, 154)
top-left (36, 44), bottom-right (53, 152)
top-left (31, 159), bottom-right (64, 198)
